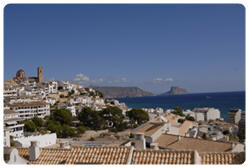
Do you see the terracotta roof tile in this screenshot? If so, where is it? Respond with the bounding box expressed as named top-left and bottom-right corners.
top-left (4, 109), bottom-right (17, 115)
top-left (132, 122), bottom-right (165, 136)
top-left (17, 148), bottom-right (71, 164)
top-left (17, 146), bottom-right (133, 165)
top-left (65, 146), bottom-right (133, 164)
top-left (132, 150), bottom-right (194, 164)
top-left (200, 152), bottom-right (245, 164)
top-left (155, 134), bottom-right (232, 153)
top-left (16, 146), bottom-right (245, 165)
top-left (8, 101), bottom-right (48, 107)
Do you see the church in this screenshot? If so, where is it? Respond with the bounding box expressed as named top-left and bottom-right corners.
top-left (8, 66), bottom-right (43, 84)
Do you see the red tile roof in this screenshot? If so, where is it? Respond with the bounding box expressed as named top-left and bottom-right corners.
top-left (200, 152), bottom-right (245, 164)
top-left (132, 150), bottom-right (194, 164)
top-left (15, 146), bottom-right (245, 165)
top-left (17, 148), bottom-right (70, 164)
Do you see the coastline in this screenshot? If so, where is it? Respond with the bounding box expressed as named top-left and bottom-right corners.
top-left (115, 91), bottom-right (245, 121)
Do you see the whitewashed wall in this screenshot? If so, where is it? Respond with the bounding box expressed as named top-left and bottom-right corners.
top-left (14, 133), bottom-right (57, 148)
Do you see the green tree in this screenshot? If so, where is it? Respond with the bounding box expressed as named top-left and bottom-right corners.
top-left (50, 109), bottom-right (73, 125)
top-left (77, 107), bottom-right (105, 130)
top-left (61, 124), bottom-right (76, 138)
top-left (24, 120), bottom-right (37, 132)
top-left (202, 133), bottom-right (207, 140)
top-left (223, 130), bottom-right (230, 135)
top-left (172, 106), bottom-right (185, 116)
top-left (126, 108), bottom-right (149, 127)
top-left (46, 120), bottom-right (62, 135)
top-left (89, 137), bottom-right (95, 141)
top-left (10, 136), bottom-right (16, 147)
top-left (100, 106), bottom-right (125, 131)
top-left (129, 133), bottom-right (134, 138)
top-left (32, 116), bottom-right (44, 127)
top-left (77, 126), bottom-right (87, 134)
top-left (80, 92), bottom-right (87, 96)
top-left (238, 127), bottom-right (245, 142)
top-left (185, 115), bottom-right (195, 121)
top-left (96, 90), bottom-right (104, 98)
top-left (70, 90), bottom-right (75, 94)
top-left (58, 86), bottom-right (63, 90)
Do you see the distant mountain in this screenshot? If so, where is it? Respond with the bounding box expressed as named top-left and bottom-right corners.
top-left (159, 86), bottom-right (188, 96)
top-left (90, 86), bottom-right (155, 98)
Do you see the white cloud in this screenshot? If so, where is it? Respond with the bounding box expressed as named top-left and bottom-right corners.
top-left (73, 75), bottom-right (129, 85)
top-left (74, 73), bottom-right (90, 82)
top-left (98, 78), bottom-right (104, 82)
top-left (155, 78), bottom-right (163, 82)
top-left (120, 77), bottom-right (127, 82)
top-left (112, 77), bottom-right (128, 84)
top-left (165, 78), bottom-right (173, 82)
top-left (153, 77), bottom-right (174, 83)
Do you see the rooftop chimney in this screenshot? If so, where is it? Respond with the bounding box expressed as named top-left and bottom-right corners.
top-left (193, 150), bottom-right (201, 164)
top-left (231, 142), bottom-right (235, 150)
top-left (177, 136), bottom-right (181, 141)
top-left (29, 141), bottom-right (40, 161)
top-left (135, 133), bottom-right (146, 150)
top-left (150, 143), bottom-right (159, 150)
top-left (60, 141), bottom-right (70, 149)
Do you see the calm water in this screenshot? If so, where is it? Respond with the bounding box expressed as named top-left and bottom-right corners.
top-left (116, 91), bottom-right (245, 120)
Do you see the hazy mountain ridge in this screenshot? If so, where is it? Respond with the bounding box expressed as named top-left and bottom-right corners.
top-left (159, 86), bottom-right (188, 96)
top-left (90, 86), bottom-right (155, 98)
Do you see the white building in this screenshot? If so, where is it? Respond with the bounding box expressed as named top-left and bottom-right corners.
top-left (75, 96), bottom-right (92, 104)
top-left (4, 109), bottom-right (24, 138)
top-left (45, 97), bottom-right (57, 106)
top-left (66, 105), bottom-right (76, 117)
top-left (94, 97), bottom-right (105, 105)
top-left (13, 133), bottom-right (57, 148)
top-left (48, 81), bottom-right (58, 94)
top-left (227, 109), bottom-right (242, 125)
top-left (183, 109), bottom-right (195, 118)
top-left (4, 87), bottom-right (18, 97)
top-left (7, 101), bottom-right (50, 119)
top-left (193, 108), bottom-right (220, 121)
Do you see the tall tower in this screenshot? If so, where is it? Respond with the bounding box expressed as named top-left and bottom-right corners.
top-left (37, 66), bottom-right (43, 83)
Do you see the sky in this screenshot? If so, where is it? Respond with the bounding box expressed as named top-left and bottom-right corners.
top-left (4, 4), bottom-right (245, 94)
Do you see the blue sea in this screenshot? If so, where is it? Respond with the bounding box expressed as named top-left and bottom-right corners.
top-left (116, 91), bottom-right (245, 120)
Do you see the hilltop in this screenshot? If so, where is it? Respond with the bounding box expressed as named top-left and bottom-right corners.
top-left (158, 86), bottom-right (188, 96)
top-left (90, 86), bottom-right (155, 98)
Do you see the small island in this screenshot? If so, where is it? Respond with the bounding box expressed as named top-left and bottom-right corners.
top-left (159, 86), bottom-right (188, 96)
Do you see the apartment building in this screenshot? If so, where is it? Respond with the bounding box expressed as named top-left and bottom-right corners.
top-left (193, 108), bottom-right (221, 121)
top-left (7, 101), bottom-right (50, 119)
top-left (4, 109), bottom-right (24, 138)
top-left (227, 109), bottom-right (242, 124)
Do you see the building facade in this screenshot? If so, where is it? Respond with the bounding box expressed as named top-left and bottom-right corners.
top-left (7, 101), bottom-right (50, 119)
top-left (227, 109), bottom-right (242, 124)
top-left (4, 109), bottom-right (24, 138)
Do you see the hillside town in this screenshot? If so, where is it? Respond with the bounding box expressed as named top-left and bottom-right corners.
top-left (4, 67), bottom-right (245, 164)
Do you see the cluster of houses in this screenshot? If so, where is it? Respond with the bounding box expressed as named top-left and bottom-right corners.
top-left (3, 67), bottom-right (128, 146)
top-left (4, 112), bottom-right (245, 165)
top-left (3, 67), bottom-right (245, 165)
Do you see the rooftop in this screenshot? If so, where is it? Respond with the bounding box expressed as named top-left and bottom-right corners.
top-left (155, 133), bottom-right (234, 153)
top-left (4, 109), bottom-right (17, 115)
top-left (17, 146), bottom-right (133, 165)
top-left (132, 122), bottom-right (165, 136)
top-left (228, 109), bottom-right (241, 113)
top-left (17, 147), bottom-right (70, 164)
top-left (7, 101), bottom-right (48, 107)
top-left (132, 150), bottom-right (194, 164)
top-left (13, 146), bottom-right (245, 165)
top-left (200, 152), bottom-right (245, 164)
